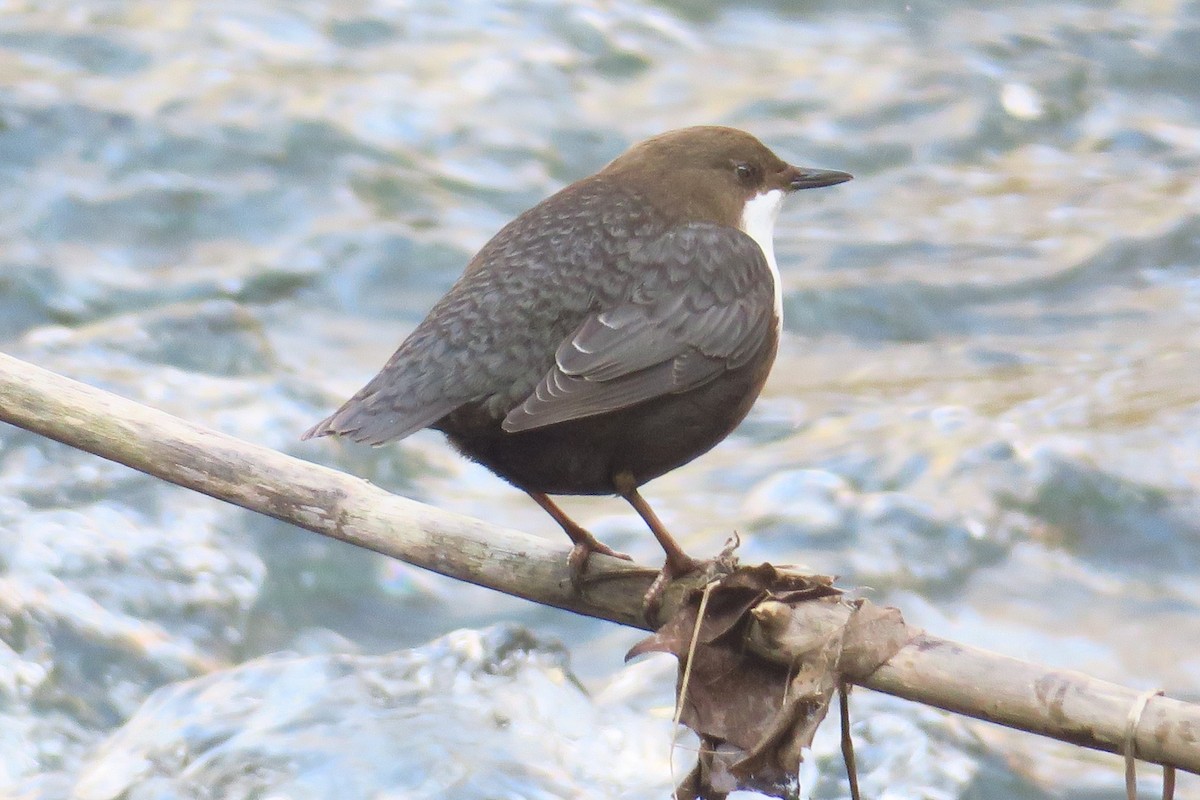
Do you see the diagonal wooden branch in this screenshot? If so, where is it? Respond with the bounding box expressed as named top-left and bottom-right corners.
top-left (0, 350), bottom-right (1197, 777)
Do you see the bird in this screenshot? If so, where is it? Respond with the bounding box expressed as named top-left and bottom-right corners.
top-left (304, 126), bottom-right (851, 603)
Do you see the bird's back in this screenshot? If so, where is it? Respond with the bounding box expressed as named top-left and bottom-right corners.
top-left (304, 177), bottom-right (667, 446)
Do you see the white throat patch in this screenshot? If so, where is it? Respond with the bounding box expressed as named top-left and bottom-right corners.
top-left (739, 189), bottom-right (785, 316)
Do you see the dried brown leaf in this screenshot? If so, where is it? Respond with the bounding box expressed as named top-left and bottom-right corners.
top-left (630, 563), bottom-right (915, 800)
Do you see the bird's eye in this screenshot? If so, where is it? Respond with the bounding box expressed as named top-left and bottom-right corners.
top-left (734, 162), bottom-right (756, 183)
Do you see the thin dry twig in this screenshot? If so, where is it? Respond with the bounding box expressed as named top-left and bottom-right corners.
top-left (671, 580), bottom-right (719, 798)
top-left (839, 684), bottom-right (861, 800)
top-left (1123, 689), bottom-right (1177, 800)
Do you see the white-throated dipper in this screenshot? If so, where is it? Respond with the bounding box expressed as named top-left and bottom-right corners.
top-left (304, 127), bottom-right (851, 603)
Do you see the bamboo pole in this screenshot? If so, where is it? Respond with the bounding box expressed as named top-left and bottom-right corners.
top-left (0, 351), bottom-right (1197, 776)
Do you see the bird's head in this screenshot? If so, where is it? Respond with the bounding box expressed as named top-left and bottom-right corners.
top-left (599, 126), bottom-right (852, 230)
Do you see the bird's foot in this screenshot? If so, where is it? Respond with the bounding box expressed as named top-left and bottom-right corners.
top-left (642, 552), bottom-right (702, 626)
top-left (567, 536), bottom-right (633, 591)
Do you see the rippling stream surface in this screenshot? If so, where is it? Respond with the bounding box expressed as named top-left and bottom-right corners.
top-left (2, 1), bottom-right (1199, 797)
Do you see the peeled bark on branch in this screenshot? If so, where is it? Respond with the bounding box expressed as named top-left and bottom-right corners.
top-left (0, 351), bottom-right (1197, 780)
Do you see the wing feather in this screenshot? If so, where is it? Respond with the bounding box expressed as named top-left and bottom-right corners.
top-left (503, 223), bottom-right (776, 433)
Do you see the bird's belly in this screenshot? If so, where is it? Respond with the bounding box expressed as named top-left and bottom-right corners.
top-left (437, 334), bottom-right (778, 495)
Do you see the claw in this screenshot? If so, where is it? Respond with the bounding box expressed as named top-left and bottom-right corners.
top-left (641, 553), bottom-right (701, 626)
top-left (567, 537), bottom-right (633, 590)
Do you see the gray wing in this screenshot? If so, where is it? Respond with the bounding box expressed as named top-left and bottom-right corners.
top-left (502, 223), bottom-right (777, 433)
top-left (304, 179), bottom-right (661, 446)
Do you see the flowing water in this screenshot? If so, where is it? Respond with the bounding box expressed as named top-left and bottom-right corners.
top-left (1, 0), bottom-right (1198, 797)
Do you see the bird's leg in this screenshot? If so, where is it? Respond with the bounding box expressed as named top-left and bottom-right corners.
top-left (621, 487), bottom-right (699, 575)
top-left (526, 491), bottom-right (632, 588)
top-left (615, 474), bottom-right (701, 621)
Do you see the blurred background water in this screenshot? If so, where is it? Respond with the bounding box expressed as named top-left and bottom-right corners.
top-left (1, 0), bottom-right (1198, 797)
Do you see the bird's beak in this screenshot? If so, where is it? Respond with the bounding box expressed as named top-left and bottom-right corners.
top-left (786, 166), bottom-right (853, 191)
